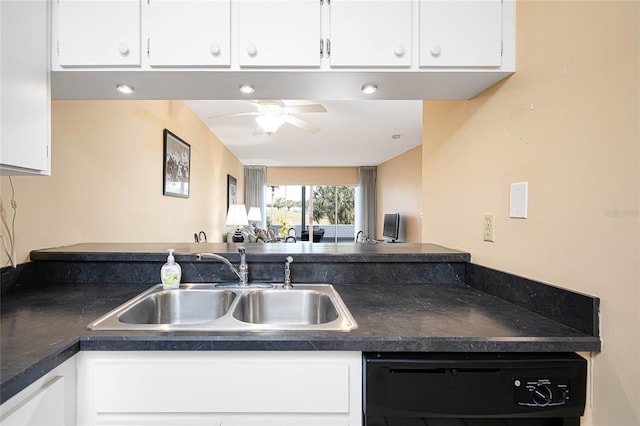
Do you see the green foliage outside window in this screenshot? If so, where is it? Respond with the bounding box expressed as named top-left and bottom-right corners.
top-left (311, 186), bottom-right (355, 225)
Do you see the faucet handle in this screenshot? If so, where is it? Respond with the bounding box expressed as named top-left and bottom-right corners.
top-left (283, 256), bottom-right (293, 289)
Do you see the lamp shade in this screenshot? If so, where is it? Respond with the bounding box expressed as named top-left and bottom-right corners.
top-left (247, 207), bottom-right (262, 222)
top-left (226, 204), bottom-right (249, 227)
top-left (256, 113), bottom-right (285, 134)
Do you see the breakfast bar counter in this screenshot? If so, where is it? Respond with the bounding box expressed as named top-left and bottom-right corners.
top-left (0, 243), bottom-right (600, 403)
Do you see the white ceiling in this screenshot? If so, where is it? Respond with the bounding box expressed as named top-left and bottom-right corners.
top-left (186, 100), bottom-right (423, 167)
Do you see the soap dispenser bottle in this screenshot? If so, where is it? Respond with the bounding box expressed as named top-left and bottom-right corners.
top-left (161, 249), bottom-right (181, 289)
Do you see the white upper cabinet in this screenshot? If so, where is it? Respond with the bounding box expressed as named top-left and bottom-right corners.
top-left (57, 0), bottom-right (141, 67)
top-left (0, 0), bottom-right (50, 176)
top-left (49, 0), bottom-right (515, 99)
top-left (148, 0), bottom-right (230, 67)
top-left (329, 0), bottom-right (411, 67)
top-left (237, 0), bottom-right (321, 67)
top-left (419, 0), bottom-right (502, 67)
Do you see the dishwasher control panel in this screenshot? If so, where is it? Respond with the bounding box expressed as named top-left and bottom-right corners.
top-left (514, 377), bottom-right (572, 407)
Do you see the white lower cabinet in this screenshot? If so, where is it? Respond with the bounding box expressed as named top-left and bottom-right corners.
top-left (0, 357), bottom-right (76, 426)
top-left (77, 351), bottom-right (363, 426)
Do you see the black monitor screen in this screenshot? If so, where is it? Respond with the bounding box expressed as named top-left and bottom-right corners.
top-left (382, 213), bottom-right (400, 242)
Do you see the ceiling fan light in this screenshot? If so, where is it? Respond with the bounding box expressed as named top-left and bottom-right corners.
top-left (361, 83), bottom-right (378, 95)
top-left (238, 83), bottom-right (255, 94)
top-left (256, 114), bottom-right (285, 135)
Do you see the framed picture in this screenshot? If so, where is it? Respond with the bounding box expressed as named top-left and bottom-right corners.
top-left (227, 174), bottom-right (237, 210)
top-left (163, 129), bottom-right (191, 198)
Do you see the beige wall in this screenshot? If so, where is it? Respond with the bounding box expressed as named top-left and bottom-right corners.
top-left (266, 167), bottom-right (358, 186)
top-left (422, 2), bottom-right (639, 425)
top-left (377, 146), bottom-right (422, 242)
top-left (0, 100), bottom-right (243, 263)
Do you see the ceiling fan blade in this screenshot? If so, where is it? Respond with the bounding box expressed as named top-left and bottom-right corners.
top-left (207, 111), bottom-right (259, 120)
top-left (248, 100), bottom-right (285, 110)
top-left (284, 115), bottom-right (321, 134)
top-left (283, 104), bottom-right (326, 114)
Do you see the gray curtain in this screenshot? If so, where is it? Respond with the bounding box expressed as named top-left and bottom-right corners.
top-left (244, 166), bottom-right (266, 227)
top-left (358, 166), bottom-right (377, 240)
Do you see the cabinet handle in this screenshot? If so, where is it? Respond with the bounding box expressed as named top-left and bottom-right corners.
top-left (210, 43), bottom-right (221, 56)
top-left (118, 42), bottom-right (130, 56)
top-left (320, 38), bottom-right (324, 58)
top-left (246, 43), bottom-right (257, 57)
top-left (394, 44), bottom-right (405, 57)
top-left (430, 44), bottom-right (442, 57)
top-left (326, 38), bottom-right (330, 58)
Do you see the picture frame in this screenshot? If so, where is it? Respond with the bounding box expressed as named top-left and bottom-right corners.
top-left (163, 129), bottom-right (191, 198)
top-left (227, 174), bottom-right (237, 210)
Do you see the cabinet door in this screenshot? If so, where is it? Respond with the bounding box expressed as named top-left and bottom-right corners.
top-left (237, 0), bottom-right (321, 67)
top-left (329, 0), bottom-right (411, 67)
top-left (0, 377), bottom-right (65, 426)
top-left (419, 0), bottom-right (502, 67)
top-left (77, 351), bottom-right (362, 425)
top-left (148, 0), bottom-right (230, 67)
top-left (57, 0), bottom-right (141, 67)
top-left (0, 0), bottom-right (50, 176)
top-left (0, 357), bottom-right (76, 426)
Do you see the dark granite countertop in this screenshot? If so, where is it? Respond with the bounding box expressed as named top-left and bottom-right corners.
top-left (1, 279), bottom-right (600, 404)
top-left (29, 242), bottom-right (472, 263)
top-left (1, 243), bottom-right (600, 404)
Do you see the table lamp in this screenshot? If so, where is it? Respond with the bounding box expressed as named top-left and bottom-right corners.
top-left (226, 204), bottom-right (248, 242)
top-left (247, 207), bottom-right (262, 227)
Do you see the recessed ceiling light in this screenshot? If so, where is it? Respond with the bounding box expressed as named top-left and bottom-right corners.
top-left (392, 134), bottom-right (401, 140)
top-left (239, 83), bottom-right (255, 94)
top-left (116, 84), bottom-right (134, 94)
top-left (361, 83), bottom-right (378, 95)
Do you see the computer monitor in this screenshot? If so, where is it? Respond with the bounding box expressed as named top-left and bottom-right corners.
top-left (382, 213), bottom-right (400, 242)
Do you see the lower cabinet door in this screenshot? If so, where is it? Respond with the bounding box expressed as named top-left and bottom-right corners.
top-left (77, 351), bottom-right (362, 426)
top-left (0, 377), bottom-right (65, 426)
top-left (0, 357), bottom-right (76, 426)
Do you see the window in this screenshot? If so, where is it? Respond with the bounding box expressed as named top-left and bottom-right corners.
top-left (265, 185), bottom-right (355, 243)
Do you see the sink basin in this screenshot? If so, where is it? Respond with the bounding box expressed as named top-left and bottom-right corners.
top-left (118, 290), bottom-right (235, 324)
top-left (87, 283), bottom-right (357, 332)
top-left (232, 290), bottom-right (339, 325)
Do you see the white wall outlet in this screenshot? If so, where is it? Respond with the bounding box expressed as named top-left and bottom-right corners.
top-left (483, 214), bottom-right (495, 242)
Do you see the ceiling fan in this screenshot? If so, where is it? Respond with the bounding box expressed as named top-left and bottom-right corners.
top-left (207, 100), bottom-right (327, 136)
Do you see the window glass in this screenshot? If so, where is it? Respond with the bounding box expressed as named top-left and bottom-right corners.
top-left (265, 185), bottom-right (355, 242)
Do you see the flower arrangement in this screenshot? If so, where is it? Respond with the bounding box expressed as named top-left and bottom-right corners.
top-left (276, 217), bottom-right (290, 238)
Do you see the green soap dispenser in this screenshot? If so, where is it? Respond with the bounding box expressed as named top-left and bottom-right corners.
top-left (161, 248), bottom-right (181, 289)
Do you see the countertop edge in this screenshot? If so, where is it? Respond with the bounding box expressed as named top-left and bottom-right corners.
top-left (1, 334), bottom-right (600, 404)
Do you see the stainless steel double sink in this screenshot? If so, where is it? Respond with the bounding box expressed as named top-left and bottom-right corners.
top-left (87, 283), bottom-right (358, 332)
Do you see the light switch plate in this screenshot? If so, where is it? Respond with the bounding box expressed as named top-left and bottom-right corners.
top-left (510, 182), bottom-right (528, 218)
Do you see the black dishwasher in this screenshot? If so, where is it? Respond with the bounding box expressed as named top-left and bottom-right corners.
top-left (363, 352), bottom-right (587, 426)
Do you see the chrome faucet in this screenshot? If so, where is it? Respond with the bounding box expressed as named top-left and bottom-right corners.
top-left (196, 247), bottom-right (249, 286)
top-left (283, 256), bottom-right (293, 289)
top-left (355, 230), bottom-right (364, 243)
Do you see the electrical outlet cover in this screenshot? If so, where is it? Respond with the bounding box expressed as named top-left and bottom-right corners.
top-left (483, 214), bottom-right (495, 242)
top-left (510, 182), bottom-right (528, 218)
